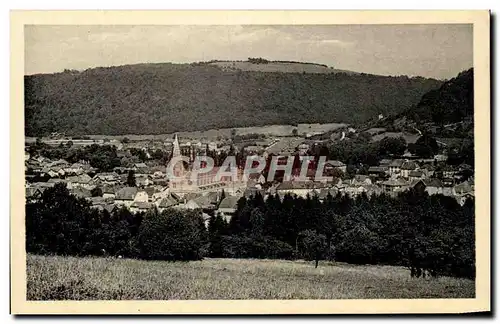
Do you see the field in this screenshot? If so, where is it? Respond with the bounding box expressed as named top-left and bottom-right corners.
top-left (25, 122), bottom-right (348, 143)
top-left (209, 61), bottom-right (360, 75)
top-left (27, 254), bottom-right (475, 300)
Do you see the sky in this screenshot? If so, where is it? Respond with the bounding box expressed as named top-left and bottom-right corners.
top-left (25, 24), bottom-right (473, 80)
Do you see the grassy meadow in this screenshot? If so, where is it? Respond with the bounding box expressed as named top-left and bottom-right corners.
top-left (26, 254), bottom-right (475, 300)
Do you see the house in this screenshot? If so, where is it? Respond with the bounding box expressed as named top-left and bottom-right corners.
top-left (114, 187), bottom-right (139, 207)
top-left (67, 174), bottom-right (94, 190)
top-left (157, 193), bottom-right (180, 211)
top-left (412, 179), bottom-right (444, 196)
top-left (151, 174), bottom-right (167, 184)
top-left (400, 161), bottom-right (418, 178)
top-left (176, 199), bottom-right (202, 210)
top-left (351, 175), bottom-right (372, 186)
top-left (92, 203), bottom-right (118, 214)
top-left (297, 143), bottom-right (310, 155)
top-left (26, 187), bottom-right (43, 202)
top-left (31, 182), bottom-right (55, 190)
top-left (217, 196), bottom-right (240, 220)
top-left (130, 201), bottom-right (154, 213)
top-left (420, 164), bottom-right (436, 178)
top-left (244, 187), bottom-right (266, 199)
top-left (47, 178), bottom-right (69, 186)
top-left (275, 181), bottom-right (327, 198)
top-left (192, 195), bottom-right (216, 210)
top-left (151, 187), bottom-right (174, 202)
top-left (368, 166), bottom-right (388, 179)
top-left (134, 190), bottom-right (149, 203)
top-left (244, 146), bottom-right (264, 154)
top-left (135, 175), bottom-right (153, 187)
top-left (102, 185), bottom-right (118, 200)
top-left (434, 154), bottom-right (448, 162)
top-left (93, 172), bottom-right (121, 185)
top-left (459, 163), bottom-right (473, 172)
top-left (453, 181), bottom-right (474, 196)
top-left (25, 160), bottom-right (43, 174)
top-left (325, 160), bottom-right (347, 173)
top-left (388, 160), bottom-right (404, 176)
top-left (143, 187), bottom-right (158, 202)
top-left (316, 188), bottom-right (338, 202)
top-left (345, 185), bottom-right (367, 197)
top-left (328, 177), bottom-right (343, 187)
top-left (442, 165), bottom-right (458, 179)
top-left (134, 162), bottom-right (149, 175)
top-left (63, 163), bottom-right (85, 175)
top-left (41, 166), bottom-right (64, 178)
top-left (152, 170), bottom-right (166, 179)
top-left (183, 192), bottom-right (202, 203)
top-left (379, 159), bottom-right (392, 167)
top-left (242, 172), bottom-right (266, 184)
top-left (89, 197), bottom-right (107, 209)
top-left (365, 184), bottom-right (383, 197)
top-left (205, 191), bottom-right (222, 206)
top-left (381, 179), bottom-right (408, 193)
top-left (456, 192), bottom-right (474, 206)
top-left (408, 170), bottom-right (425, 182)
top-left (48, 159), bottom-right (70, 168)
top-left (70, 187), bottom-right (92, 199)
top-left (290, 167), bottom-right (315, 181)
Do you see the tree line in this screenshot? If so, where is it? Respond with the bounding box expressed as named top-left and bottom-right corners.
top-left (26, 183), bottom-right (474, 279)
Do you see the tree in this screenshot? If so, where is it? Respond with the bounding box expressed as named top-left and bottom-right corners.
top-left (137, 209), bottom-right (205, 261)
top-left (122, 137), bottom-right (130, 144)
top-left (413, 143), bottom-right (434, 158)
top-left (219, 189), bottom-right (226, 204)
top-left (207, 213), bottom-right (228, 257)
top-left (299, 229), bottom-right (327, 268)
top-left (413, 134), bottom-right (439, 158)
top-left (91, 187), bottom-right (103, 197)
top-left (130, 148), bottom-right (148, 162)
top-left (127, 170), bottom-right (136, 187)
top-left (249, 208), bottom-right (265, 237)
top-left (151, 149), bottom-right (165, 161)
top-left (292, 128), bottom-right (298, 136)
top-left (378, 137), bottom-right (407, 157)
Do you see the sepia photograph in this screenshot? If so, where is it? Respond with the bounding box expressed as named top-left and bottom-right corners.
top-left (10, 10), bottom-right (490, 314)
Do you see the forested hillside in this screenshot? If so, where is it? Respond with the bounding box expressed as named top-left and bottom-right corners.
top-left (405, 68), bottom-right (473, 125)
top-left (25, 62), bottom-right (442, 136)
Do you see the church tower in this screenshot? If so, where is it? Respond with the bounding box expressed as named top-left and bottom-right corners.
top-left (172, 133), bottom-right (181, 159)
top-left (172, 134), bottom-right (186, 178)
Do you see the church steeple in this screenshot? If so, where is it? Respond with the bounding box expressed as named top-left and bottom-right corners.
top-left (171, 133), bottom-right (186, 179)
top-left (173, 133), bottom-right (181, 158)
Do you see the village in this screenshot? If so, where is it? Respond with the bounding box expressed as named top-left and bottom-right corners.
top-left (24, 123), bottom-right (475, 226)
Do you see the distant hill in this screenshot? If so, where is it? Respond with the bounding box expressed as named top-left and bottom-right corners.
top-left (24, 61), bottom-right (442, 136)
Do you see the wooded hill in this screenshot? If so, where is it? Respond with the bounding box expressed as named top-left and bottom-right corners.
top-left (405, 68), bottom-right (474, 125)
top-left (359, 68), bottom-right (474, 136)
top-left (25, 62), bottom-right (442, 136)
